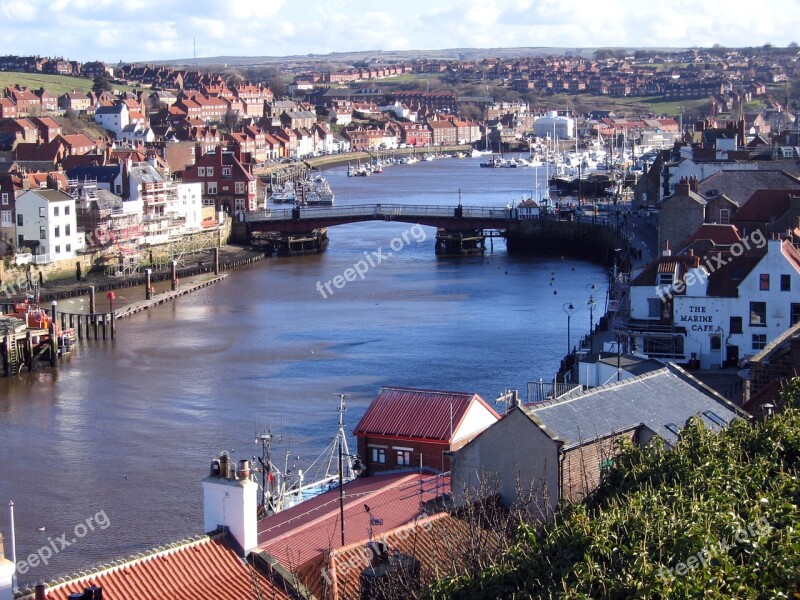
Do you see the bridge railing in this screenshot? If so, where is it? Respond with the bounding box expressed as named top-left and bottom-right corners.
top-left (244, 204), bottom-right (514, 223)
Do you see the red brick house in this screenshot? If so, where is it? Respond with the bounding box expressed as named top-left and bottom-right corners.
top-left (180, 145), bottom-right (257, 213)
top-left (399, 123), bottom-right (432, 147)
top-left (353, 387), bottom-right (500, 475)
top-left (427, 119), bottom-right (458, 146)
top-left (0, 98), bottom-right (17, 119)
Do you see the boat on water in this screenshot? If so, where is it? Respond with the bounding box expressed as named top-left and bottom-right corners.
top-left (253, 394), bottom-right (363, 517)
top-left (300, 174), bottom-right (335, 206)
top-left (267, 181), bottom-right (297, 204)
top-left (480, 154), bottom-right (505, 168)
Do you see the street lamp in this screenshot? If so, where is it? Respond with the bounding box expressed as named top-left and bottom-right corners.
top-left (585, 284), bottom-right (597, 335)
top-left (562, 302), bottom-right (578, 354)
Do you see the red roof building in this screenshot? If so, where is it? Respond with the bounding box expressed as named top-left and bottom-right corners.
top-left (354, 387), bottom-right (500, 475)
top-left (180, 145), bottom-right (257, 213)
top-left (18, 533), bottom-right (293, 600)
top-left (257, 471), bottom-right (449, 599)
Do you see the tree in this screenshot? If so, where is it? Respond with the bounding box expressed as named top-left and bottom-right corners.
top-left (92, 75), bottom-right (113, 93)
top-left (222, 108), bottom-right (239, 132)
top-left (267, 76), bottom-right (286, 99)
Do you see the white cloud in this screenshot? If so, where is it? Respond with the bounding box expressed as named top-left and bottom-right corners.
top-left (0, 0), bottom-right (37, 21)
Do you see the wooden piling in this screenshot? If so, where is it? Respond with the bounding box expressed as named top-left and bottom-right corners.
top-left (89, 285), bottom-right (96, 315)
top-left (171, 261), bottom-right (177, 291)
top-left (25, 331), bottom-right (33, 372)
top-left (213, 247), bottom-right (219, 275)
top-left (145, 269), bottom-right (153, 300)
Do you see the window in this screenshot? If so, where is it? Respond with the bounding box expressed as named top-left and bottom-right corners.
top-left (17, 214), bottom-right (22, 227)
top-left (53, 206), bottom-right (59, 217)
top-left (730, 316), bottom-right (743, 334)
top-left (65, 224), bottom-right (70, 236)
top-left (198, 167), bottom-right (205, 176)
top-left (39, 207), bottom-right (46, 218)
top-left (370, 447), bottom-right (386, 464)
top-left (396, 450), bottom-right (411, 467)
top-left (719, 208), bottom-right (730, 224)
top-left (39, 226), bottom-right (46, 240)
top-left (65, 205), bottom-right (70, 216)
top-left (657, 273), bottom-right (673, 287)
top-left (235, 181), bottom-right (245, 195)
top-left (207, 182), bottom-right (217, 195)
top-left (781, 274), bottom-right (791, 292)
top-left (0, 210), bottom-right (10, 226)
top-left (54, 225), bottom-right (60, 238)
top-left (792, 303), bottom-right (800, 326)
top-left (648, 298), bottom-right (662, 318)
top-left (750, 301), bottom-right (767, 326)
top-left (665, 423), bottom-right (681, 436)
top-left (66, 244), bottom-right (71, 252)
top-left (752, 334), bottom-right (767, 350)
top-left (759, 274), bottom-right (770, 291)
top-left (2, 192), bottom-right (8, 205)
top-left (222, 166), bottom-right (231, 176)
top-left (206, 167), bottom-right (214, 177)
top-left (710, 335), bottom-right (721, 351)
top-left (55, 245), bottom-right (60, 254)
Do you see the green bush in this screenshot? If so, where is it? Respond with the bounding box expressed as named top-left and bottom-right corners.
top-left (429, 380), bottom-right (800, 599)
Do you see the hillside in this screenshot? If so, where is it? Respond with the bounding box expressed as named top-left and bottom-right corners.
top-left (0, 72), bottom-right (136, 96)
top-left (430, 381), bottom-right (800, 598)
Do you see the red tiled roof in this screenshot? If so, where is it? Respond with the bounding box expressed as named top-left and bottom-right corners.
top-left (28, 534), bottom-right (292, 600)
top-left (353, 387), bottom-right (498, 442)
top-left (706, 250), bottom-right (765, 297)
top-left (685, 224), bottom-right (742, 247)
top-left (324, 511), bottom-right (492, 600)
top-left (258, 472), bottom-right (449, 572)
top-left (631, 254), bottom-right (701, 287)
top-left (732, 189), bottom-right (794, 223)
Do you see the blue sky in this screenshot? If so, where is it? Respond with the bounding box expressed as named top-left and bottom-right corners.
top-left (1, 0), bottom-right (798, 63)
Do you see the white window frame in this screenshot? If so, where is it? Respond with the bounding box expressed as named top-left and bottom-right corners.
top-left (206, 182), bottom-right (217, 195)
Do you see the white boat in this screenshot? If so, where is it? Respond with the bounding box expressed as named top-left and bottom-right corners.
top-left (268, 181), bottom-right (297, 204)
top-left (254, 395), bottom-right (362, 516)
top-left (301, 174), bottom-right (335, 206)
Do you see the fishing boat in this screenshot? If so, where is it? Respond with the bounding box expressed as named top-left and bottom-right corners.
top-left (268, 181), bottom-right (297, 204)
top-left (480, 154), bottom-right (504, 168)
top-left (301, 174), bottom-right (335, 206)
top-left (254, 394), bottom-right (363, 517)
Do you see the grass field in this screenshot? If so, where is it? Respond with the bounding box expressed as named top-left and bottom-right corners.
top-left (0, 71), bottom-right (137, 96)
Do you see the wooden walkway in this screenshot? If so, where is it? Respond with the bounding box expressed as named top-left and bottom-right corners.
top-left (114, 275), bottom-right (228, 319)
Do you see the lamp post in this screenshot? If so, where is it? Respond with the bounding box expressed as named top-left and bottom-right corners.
top-left (585, 284), bottom-right (597, 335)
top-left (562, 302), bottom-right (578, 354)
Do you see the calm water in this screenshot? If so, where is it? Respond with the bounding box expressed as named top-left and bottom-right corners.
top-left (0, 156), bottom-right (607, 584)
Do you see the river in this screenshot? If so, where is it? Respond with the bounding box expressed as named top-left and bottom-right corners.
top-left (0, 155), bottom-right (608, 584)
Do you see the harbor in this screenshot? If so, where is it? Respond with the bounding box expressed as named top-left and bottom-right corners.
top-left (0, 156), bottom-right (612, 584)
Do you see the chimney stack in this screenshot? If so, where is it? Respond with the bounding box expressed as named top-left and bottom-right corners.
top-left (675, 177), bottom-right (690, 196)
top-left (202, 452), bottom-right (258, 556)
top-left (662, 240), bottom-right (672, 257)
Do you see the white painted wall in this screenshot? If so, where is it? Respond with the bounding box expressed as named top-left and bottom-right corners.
top-left (16, 190), bottom-right (81, 262)
top-left (177, 183), bottom-right (203, 232)
top-left (673, 239), bottom-right (800, 368)
top-left (202, 476), bottom-right (258, 555)
top-left (452, 400), bottom-right (499, 444)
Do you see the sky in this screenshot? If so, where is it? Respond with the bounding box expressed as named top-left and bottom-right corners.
top-left (1, 0), bottom-right (799, 64)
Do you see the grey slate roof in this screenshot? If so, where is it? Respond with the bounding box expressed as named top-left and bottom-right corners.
top-left (66, 165), bottom-right (121, 184)
top-left (698, 169), bottom-right (800, 206)
top-left (527, 363), bottom-right (743, 448)
top-left (580, 353), bottom-right (665, 377)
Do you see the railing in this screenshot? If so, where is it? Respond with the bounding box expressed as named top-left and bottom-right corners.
top-left (244, 204), bottom-right (514, 223)
top-left (527, 380), bottom-right (584, 404)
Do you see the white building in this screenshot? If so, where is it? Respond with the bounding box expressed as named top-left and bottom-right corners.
top-left (94, 102), bottom-right (130, 135)
top-left (15, 188), bottom-right (84, 263)
top-left (627, 237), bottom-right (800, 369)
top-left (118, 124), bottom-right (155, 145)
top-left (177, 182), bottom-right (203, 232)
top-left (533, 110), bottom-right (575, 140)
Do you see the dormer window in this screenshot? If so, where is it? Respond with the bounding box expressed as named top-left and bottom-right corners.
top-left (657, 273), bottom-right (674, 287)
